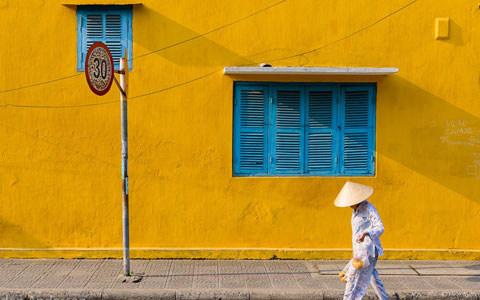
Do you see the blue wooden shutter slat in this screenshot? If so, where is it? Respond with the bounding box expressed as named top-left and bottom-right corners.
top-left (78, 13), bottom-right (87, 69)
top-left (306, 87), bottom-right (336, 174)
top-left (86, 14), bottom-right (103, 52)
top-left (234, 86), bottom-right (268, 175)
top-left (105, 13), bottom-right (123, 68)
top-left (272, 87), bottom-right (304, 174)
top-left (340, 86), bottom-right (374, 175)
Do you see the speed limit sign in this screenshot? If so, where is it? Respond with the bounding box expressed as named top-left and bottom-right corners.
top-left (85, 42), bottom-right (114, 96)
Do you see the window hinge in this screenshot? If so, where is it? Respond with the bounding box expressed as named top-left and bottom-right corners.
top-left (371, 154), bottom-right (375, 163)
top-left (270, 97), bottom-right (274, 104)
top-left (270, 156), bottom-right (273, 164)
top-left (335, 156), bottom-right (338, 164)
top-left (234, 97), bottom-right (237, 105)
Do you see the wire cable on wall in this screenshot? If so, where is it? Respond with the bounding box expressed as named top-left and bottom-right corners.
top-left (0, 74), bottom-right (81, 94)
top-left (132, 0), bottom-right (288, 60)
top-left (0, 0), bottom-right (418, 109)
top-left (266, 0), bottom-right (419, 64)
top-left (0, 0), bottom-right (287, 95)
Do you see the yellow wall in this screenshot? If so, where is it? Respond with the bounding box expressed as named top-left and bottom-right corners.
top-left (0, 0), bottom-right (479, 259)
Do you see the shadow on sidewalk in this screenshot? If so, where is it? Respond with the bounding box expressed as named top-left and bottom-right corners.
top-left (466, 264), bottom-right (480, 283)
top-left (140, 271), bottom-right (319, 278)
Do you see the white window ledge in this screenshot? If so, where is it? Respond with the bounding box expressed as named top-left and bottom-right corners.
top-left (61, 1), bottom-right (142, 5)
top-left (223, 67), bottom-right (399, 76)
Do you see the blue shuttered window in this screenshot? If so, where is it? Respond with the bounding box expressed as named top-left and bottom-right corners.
top-left (306, 86), bottom-right (337, 174)
top-left (340, 86), bottom-right (375, 175)
top-left (272, 87), bottom-right (305, 174)
top-left (234, 86), bottom-right (269, 175)
top-left (233, 83), bottom-right (375, 176)
top-left (77, 6), bottom-right (132, 71)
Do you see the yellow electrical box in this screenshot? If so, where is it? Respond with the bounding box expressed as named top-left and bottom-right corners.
top-left (435, 17), bottom-right (449, 39)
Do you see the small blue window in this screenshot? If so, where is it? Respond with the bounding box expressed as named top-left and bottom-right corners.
top-left (233, 82), bottom-right (376, 176)
top-left (77, 5), bottom-right (132, 71)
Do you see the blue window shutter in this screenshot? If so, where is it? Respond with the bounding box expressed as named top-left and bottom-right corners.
top-left (105, 14), bottom-right (123, 67)
top-left (85, 13), bottom-right (103, 59)
top-left (77, 6), bottom-right (132, 71)
top-left (234, 85), bottom-right (269, 175)
top-left (271, 86), bottom-right (305, 174)
top-left (306, 86), bottom-right (337, 174)
top-left (339, 85), bottom-right (375, 175)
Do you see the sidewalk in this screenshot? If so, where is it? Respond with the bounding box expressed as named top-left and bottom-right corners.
top-left (0, 259), bottom-right (478, 300)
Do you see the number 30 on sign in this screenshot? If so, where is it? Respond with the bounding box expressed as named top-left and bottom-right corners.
top-left (85, 42), bottom-right (114, 96)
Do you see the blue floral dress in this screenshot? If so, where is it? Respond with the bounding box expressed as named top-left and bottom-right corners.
top-left (342, 200), bottom-right (389, 300)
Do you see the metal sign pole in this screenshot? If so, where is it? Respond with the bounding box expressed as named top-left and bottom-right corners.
top-left (84, 42), bottom-right (130, 276)
top-left (120, 56), bottom-right (130, 276)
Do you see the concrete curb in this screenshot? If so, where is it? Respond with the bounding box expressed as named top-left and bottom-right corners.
top-left (0, 289), bottom-right (479, 300)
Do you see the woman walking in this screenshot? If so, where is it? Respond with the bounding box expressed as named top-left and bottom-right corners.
top-left (335, 181), bottom-right (389, 300)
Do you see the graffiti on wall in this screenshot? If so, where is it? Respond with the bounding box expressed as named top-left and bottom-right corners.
top-left (439, 120), bottom-right (480, 178)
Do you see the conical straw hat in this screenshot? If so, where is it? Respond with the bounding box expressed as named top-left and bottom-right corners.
top-left (334, 181), bottom-right (373, 207)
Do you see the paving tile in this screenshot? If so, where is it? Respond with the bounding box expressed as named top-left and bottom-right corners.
top-left (138, 260), bottom-right (171, 289)
top-left (295, 276), bottom-right (325, 289)
top-left (314, 264), bottom-right (343, 275)
top-left (303, 260), bottom-right (323, 280)
top-left (167, 275), bottom-right (194, 289)
top-left (193, 260), bottom-right (218, 289)
top-left (411, 263), bottom-right (480, 276)
top-left (85, 259), bottom-right (122, 288)
top-left (286, 261), bottom-right (325, 290)
top-left (0, 259), bottom-right (9, 268)
top-left (264, 261), bottom-right (298, 289)
top-left (0, 259), bottom-right (34, 287)
top-left (378, 276), bottom-right (410, 291)
top-left (307, 260), bottom-right (349, 276)
top-left (45, 259), bottom-right (82, 288)
top-left (4, 260), bottom-right (56, 288)
top-left (320, 275), bottom-right (346, 291)
top-left (218, 260), bottom-right (243, 273)
top-left (53, 259), bottom-right (102, 289)
top-left (376, 264), bottom-right (417, 275)
top-left (422, 276), bottom-right (463, 290)
top-left (109, 259), bottom-right (150, 289)
top-left (241, 260), bottom-right (272, 289)
top-left (218, 260), bottom-right (245, 289)
top-left (400, 276), bottom-right (436, 290)
top-left (166, 260), bottom-right (194, 289)
top-left (446, 276), bottom-right (480, 290)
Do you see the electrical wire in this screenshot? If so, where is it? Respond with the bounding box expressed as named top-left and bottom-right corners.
top-left (132, 0), bottom-right (288, 60)
top-left (0, 0), bottom-right (287, 95)
top-left (129, 68), bottom-right (222, 100)
top-left (0, 0), bottom-right (419, 109)
top-left (0, 100), bottom-right (118, 109)
top-left (0, 68), bottom-right (222, 109)
top-left (0, 74), bottom-right (81, 94)
top-left (266, 0), bottom-right (419, 64)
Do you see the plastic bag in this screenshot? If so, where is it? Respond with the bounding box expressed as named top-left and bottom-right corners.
top-left (339, 251), bottom-right (371, 283)
top-left (352, 244), bottom-right (370, 270)
top-left (339, 236), bottom-right (373, 282)
top-left (339, 260), bottom-right (353, 282)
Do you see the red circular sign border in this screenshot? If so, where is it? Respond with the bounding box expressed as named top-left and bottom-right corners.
top-left (85, 42), bottom-right (115, 96)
